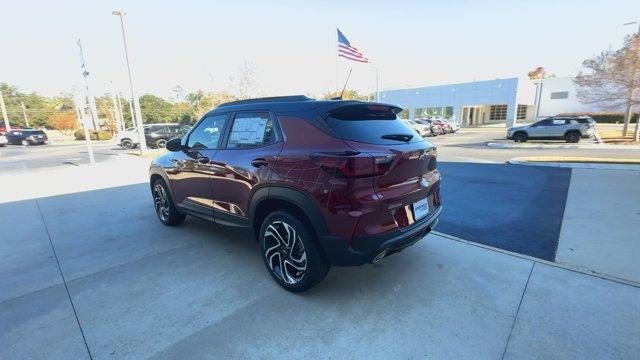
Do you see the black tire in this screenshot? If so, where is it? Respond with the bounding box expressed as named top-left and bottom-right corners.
top-left (513, 132), bottom-right (527, 142)
top-left (155, 139), bottom-right (167, 149)
top-left (121, 139), bottom-right (135, 149)
top-left (259, 210), bottom-right (329, 292)
top-left (152, 178), bottom-right (186, 226)
top-left (565, 132), bottom-right (580, 143)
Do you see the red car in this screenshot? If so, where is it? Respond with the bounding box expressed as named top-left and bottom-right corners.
top-left (150, 96), bottom-right (442, 292)
top-left (416, 119), bottom-right (445, 135)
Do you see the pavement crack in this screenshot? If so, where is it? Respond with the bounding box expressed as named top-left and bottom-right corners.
top-left (35, 199), bottom-right (94, 360)
top-left (501, 261), bottom-right (535, 360)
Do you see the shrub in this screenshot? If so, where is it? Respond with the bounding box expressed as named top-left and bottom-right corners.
top-left (74, 129), bottom-right (86, 140)
top-left (95, 131), bottom-right (113, 140)
top-left (74, 129), bottom-right (113, 141)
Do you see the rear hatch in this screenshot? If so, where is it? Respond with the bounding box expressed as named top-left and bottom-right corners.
top-left (322, 104), bottom-right (440, 226)
top-left (26, 130), bottom-right (47, 141)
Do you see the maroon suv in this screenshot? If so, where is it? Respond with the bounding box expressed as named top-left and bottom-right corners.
top-left (150, 96), bottom-right (442, 292)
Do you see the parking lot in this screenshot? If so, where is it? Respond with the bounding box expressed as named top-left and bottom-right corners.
top-left (1, 128), bottom-right (639, 359)
top-left (0, 142), bottom-right (120, 173)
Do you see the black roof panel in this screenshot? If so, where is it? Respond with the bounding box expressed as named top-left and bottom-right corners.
top-left (205, 96), bottom-right (401, 116)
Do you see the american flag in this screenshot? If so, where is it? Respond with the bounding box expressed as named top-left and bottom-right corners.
top-left (337, 28), bottom-right (369, 63)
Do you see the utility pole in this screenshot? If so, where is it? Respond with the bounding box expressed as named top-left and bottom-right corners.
top-left (116, 93), bottom-right (125, 130)
top-left (127, 97), bottom-right (135, 128)
top-left (109, 90), bottom-right (123, 133)
top-left (74, 96), bottom-right (95, 165)
top-left (113, 10), bottom-right (147, 153)
top-left (0, 89), bottom-right (10, 132)
top-left (374, 66), bottom-right (379, 102)
top-left (76, 40), bottom-right (96, 165)
top-left (20, 102), bottom-right (29, 127)
top-left (77, 40), bottom-right (99, 130)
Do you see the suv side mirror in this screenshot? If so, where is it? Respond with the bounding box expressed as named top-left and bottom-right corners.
top-left (166, 138), bottom-right (183, 152)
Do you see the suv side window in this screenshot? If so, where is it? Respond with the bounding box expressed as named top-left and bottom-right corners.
top-left (226, 112), bottom-right (275, 149)
top-left (535, 119), bottom-right (553, 126)
top-left (187, 115), bottom-right (228, 149)
top-left (551, 119), bottom-right (567, 125)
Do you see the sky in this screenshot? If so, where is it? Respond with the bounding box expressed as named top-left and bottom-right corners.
top-left (1, 0), bottom-right (639, 100)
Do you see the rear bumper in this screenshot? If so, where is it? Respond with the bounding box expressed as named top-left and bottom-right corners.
top-left (320, 206), bottom-right (442, 266)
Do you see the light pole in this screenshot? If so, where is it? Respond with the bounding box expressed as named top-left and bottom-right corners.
top-left (113, 10), bottom-right (147, 153)
top-left (20, 102), bottom-right (29, 127)
top-left (0, 89), bottom-right (10, 132)
top-left (374, 66), bottom-right (379, 102)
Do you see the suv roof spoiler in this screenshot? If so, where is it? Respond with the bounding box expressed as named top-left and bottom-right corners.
top-left (217, 95), bottom-right (314, 108)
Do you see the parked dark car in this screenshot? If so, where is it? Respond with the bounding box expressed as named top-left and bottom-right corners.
top-left (144, 124), bottom-right (191, 148)
top-left (149, 96), bottom-right (442, 292)
top-left (5, 129), bottom-right (48, 145)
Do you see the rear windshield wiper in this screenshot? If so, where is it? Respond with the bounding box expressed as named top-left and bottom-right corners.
top-left (381, 134), bottom-right (414, 142)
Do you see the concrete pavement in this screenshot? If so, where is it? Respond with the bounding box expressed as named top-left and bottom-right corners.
top-left (1, 159), bottom-right (639, 359)
top-left (556, 168), bottom-right (640, 283)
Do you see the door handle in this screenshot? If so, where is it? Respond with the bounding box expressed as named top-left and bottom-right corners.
top-left (251, 158), bottom-right (268, 167)
top-left (197, 156), bottom-right (210, 164)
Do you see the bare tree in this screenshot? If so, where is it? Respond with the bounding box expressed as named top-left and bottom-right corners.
top-left (229, 62), bottom-right (258, 100)
top-left (575, 34), bottom-right (640, 140)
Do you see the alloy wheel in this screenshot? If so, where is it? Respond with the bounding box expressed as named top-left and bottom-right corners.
top-left (263, 220), bottom-right (307, 284)
top-left (153, 183), bottom-right (170, 221)
top-left (121, 140), bottom-right (134, 149)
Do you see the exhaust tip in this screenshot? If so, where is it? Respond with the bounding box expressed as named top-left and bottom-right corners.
top-left (372, 250), bottom-right (387, 264)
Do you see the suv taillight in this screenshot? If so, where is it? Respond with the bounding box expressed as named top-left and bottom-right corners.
top-left (310, 151), bottom-right (395, 178)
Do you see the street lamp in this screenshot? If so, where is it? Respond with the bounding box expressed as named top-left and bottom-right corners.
top-left (112, 10), bottom-right (147, 153)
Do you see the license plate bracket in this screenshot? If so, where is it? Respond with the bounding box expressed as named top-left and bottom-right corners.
top-left (412, 197), bottom-right (429, 221)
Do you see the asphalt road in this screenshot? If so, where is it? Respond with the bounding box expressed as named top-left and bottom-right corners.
top-left (429, 128), bottom-right (640, 163)
top-left (436, 162), bottom-right (570, 261)
top-left (0, 142), bottom-right (123, 173)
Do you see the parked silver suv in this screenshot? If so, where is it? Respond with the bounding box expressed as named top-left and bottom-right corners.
top-left (507, 117), bottom-right (595, 143)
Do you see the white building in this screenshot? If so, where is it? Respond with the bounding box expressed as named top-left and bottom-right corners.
top-left (533, 77), bottom-right (624, 119)
top-left (379, 78), bottom-right (536, 127)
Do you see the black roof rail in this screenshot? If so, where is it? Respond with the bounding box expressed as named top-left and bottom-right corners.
top-left (217, 95), bottom-right (314, 108)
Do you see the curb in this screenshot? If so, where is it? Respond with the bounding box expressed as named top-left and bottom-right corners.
top-left (507, 158), bottom-right (640, 170)
top-left (433, 231), bottom-right (640, 289)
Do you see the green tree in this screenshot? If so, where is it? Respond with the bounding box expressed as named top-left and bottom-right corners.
top-left (139, 94), bottom-right (176, 123)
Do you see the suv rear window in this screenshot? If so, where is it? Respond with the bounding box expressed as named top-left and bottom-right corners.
top-left (324, 105), bottom-right (423, 145)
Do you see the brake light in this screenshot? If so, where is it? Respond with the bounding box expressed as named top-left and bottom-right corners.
top-left (310, 152), bottom-right (395, 178)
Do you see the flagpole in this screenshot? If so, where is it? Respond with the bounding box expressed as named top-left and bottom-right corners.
top-left (335, 28), bottom-right (339, 93)
top-left (375, 66), bottom-right (379, 102)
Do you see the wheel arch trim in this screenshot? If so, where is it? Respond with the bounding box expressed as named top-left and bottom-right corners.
top-left (249, 185), bottom-right (329, 240)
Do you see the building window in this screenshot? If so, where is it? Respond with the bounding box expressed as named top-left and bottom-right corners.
top-left (517, 105), bottom-right (527, 120)
top-left (489, 105), bottom-right (507, 121)
top-left (414, 106), bottom-right (454, 120)
top-left (550, 91), bottom-right (569, 99)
